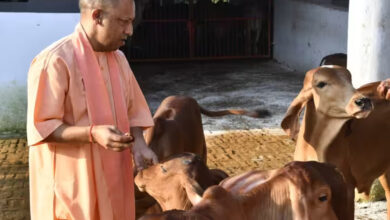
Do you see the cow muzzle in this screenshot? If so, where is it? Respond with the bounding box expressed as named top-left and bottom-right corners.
top-left (354, 97), bottom-right (372, 111)
top-left (346, 95), bottom-right (373, 119)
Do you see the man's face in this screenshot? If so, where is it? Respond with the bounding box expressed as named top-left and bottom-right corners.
top-left (96, 0), bottom-right (135, 51)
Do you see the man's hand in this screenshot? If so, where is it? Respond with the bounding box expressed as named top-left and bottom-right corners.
top-left (43, 124), bottom-right (133, 151)
top-left (92, 125), bottom-right (134, 152)
top-left (131, 127), bottom-right (158, 171)
top-left (377, 78), bottom-right (390, 100)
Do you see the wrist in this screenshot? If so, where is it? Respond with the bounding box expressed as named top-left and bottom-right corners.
top-left (89, 124), bottom-right (95, 143)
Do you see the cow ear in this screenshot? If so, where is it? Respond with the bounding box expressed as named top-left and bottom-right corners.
top-left (184, 178), bottom-right (204, 206)
top-left (153, 117), bottom-right (165, 137)
top-left (160, 108), bottom-right (176, 120)
top-left (152, 108), bottom-right (176, 137)
top-left (281, 71), bottom-right (314, 140)
top-left (209, 169), bottom-right (229, 185)
top-left (281, 88), bottom-right (312, 140)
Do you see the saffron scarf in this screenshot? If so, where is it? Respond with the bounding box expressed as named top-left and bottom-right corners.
top-left (72, 23), bottom-right (135, 220)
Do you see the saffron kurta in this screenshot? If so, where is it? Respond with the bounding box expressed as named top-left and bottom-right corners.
top-left (27, 24), bottom-right (154, 220)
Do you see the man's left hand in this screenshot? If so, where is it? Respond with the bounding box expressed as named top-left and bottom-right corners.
top-left (377, 78), bottom-right (390, 100)
top-left (130, 127), bottom-right (158, 171)
top-left (133, 141), bottom-right (158, 171)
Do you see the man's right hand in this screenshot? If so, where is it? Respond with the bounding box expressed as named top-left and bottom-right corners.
top-left (91, 125), bottom-right (134, 152)
top-left (377, 78), bottom-right (390, 100)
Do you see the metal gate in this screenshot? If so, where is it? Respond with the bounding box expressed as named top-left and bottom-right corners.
top-left (123, 0), bottom-right (272, 61)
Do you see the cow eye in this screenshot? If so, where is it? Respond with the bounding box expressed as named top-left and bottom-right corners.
top-left (316, 82), bottom-right (327, 88)
top-left (318, 195), bottom-right (328, 202)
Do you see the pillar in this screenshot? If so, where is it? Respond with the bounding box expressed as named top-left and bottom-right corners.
top-left (347, 0), bottom-right (390, 87)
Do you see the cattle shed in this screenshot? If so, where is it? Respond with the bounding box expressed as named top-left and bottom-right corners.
top-left (125, 0), bottom-right (272, 60)
top-left (1, 0), bottom-right (352, 84)
top-left (0, 0), bottom-right (356, 133)
top-left (3, 0), bottom-right (390, 84)
top-left (1, 0), bottom-right (390, 219)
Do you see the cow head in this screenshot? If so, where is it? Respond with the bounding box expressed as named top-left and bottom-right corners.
top-left (281, 66), bottom-right (373, 140)
top-left (245, 161), bottom-right (345, 220)
top-left (135, 153), bottom-right (225, 211)
top-left (283, 161), bottom-right (344, 220)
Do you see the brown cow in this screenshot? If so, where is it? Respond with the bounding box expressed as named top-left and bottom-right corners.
top-left (281, 65), bottom-right (390, 219)
top-left (135, 153), bottom-right (228, 212)
top-left (144, 95), bottom-right (270, 163)
top-left (139, 96), bottom-right (267, 217)
top-left (138, 161), bottom-right (348, 220)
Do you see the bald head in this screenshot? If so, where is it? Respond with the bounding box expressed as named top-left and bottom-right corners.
top-left (79, 0), bottom-right (121, 12)
top-left (79, 0), bottom-right (135, 51)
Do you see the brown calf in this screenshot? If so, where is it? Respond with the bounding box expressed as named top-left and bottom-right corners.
top-left (282, 66), bottom-right (390, 219)
top-left (135, 153), bottom-right (228, 212)
top-left (144, 95), bottom-right (270, 163)
top-left (139, 96), bottom-right (267, 217)
top-left (139, 161), bottom-right (348, 220)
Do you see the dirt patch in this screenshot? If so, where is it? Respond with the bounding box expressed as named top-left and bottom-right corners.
top-left (205, 129), bottom-right (295, 175)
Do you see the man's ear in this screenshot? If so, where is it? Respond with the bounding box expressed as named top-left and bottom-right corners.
top-left (91, 9), bottom-right (103, 25)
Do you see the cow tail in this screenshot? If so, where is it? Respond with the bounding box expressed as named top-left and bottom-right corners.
top-left (199, 106), bottom-right (271, 118)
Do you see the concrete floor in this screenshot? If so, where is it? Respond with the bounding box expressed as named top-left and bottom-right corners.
top-left (132, 59), bottom-right (304, 133)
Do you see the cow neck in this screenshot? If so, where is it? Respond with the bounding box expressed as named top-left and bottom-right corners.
top-left (241, 176), bottom-right (292, 220)
top-left (299, 99), bottom-right (349, 162)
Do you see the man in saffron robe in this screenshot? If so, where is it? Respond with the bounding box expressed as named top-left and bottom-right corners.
top-left (26, 0), bottom-right (157, 219)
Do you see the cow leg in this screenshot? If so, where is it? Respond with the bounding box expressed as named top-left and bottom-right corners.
top-left (379, 171), bottom-right (390, 220)
top-left (346, 184), bottom-right (355, 220)
top-left (202, 142), bottom-right (207, 165)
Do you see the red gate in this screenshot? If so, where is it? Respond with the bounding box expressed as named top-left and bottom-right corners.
top-left (123, 0), bottom-right (272, 61)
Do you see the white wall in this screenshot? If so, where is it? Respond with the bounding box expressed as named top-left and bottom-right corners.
top-left (273, 0), bottom-right (348, 72)
top-left (0, 12), bottom-right (78, 135)
top-left (0, 12), bottom-right (79, 84)
top-left (348, 0), bottom-right (390, 87)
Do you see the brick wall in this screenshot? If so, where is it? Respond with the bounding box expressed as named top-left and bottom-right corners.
top-left (0, 139), bottom-right (30, 220)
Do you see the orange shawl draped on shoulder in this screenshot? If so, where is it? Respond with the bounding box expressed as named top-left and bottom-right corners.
top-left (70, 24), bottom-right (135, 220)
